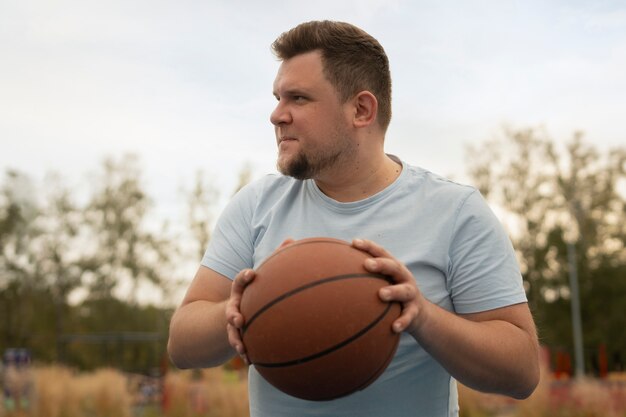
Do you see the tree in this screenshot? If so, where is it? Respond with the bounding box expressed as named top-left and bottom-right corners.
top-left (81, 154), bottom-right (176, 304)
top-left (31, 173), bottom-right (85, 359)
top-left (0, 170), bottom-right (80, 361)
top-left (0, 170), bottom-right (39, 284)
top-left (466, 127), bottom-right (626, 373)
top-left (0, 170), bottom-right (42, 351)
top-left (0, 157), bottom-right (179, 370)
top-left (467, 127), bottom-right (556, 296)
top-left (548, 135), bottom-right (626, 371)
top-left (186, 170), bottom-right (220, 261)
top-left (184, 163), bottom-right (253, 261)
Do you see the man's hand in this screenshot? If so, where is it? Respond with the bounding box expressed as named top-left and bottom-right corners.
top-left (353, 238), bottom-right (539, 399)
top-left (226, 268), bottom-right (256, 364)
top-left (352, 238), bottom-right (427, 337)
top-left (225, 238), bottom-right (296, 365)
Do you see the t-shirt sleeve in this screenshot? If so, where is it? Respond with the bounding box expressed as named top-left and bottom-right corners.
top-left (447, 189), bottom-right (527, 314)
top-left (200, 183), bottom-right (257, 280)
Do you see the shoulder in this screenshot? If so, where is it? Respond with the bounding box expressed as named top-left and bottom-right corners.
top-left (402, 162), bottom-right (478, 207)
top-left (240, 173), bottom-right (301, 194)
top-left (398, 162), bottom-right (502, 239)
top-left (223, 174), bottom-right (312, 228)
top-left (231, 173), bottom-right (301, 205)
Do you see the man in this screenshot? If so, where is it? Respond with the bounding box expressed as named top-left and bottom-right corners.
top-left (168, 20), bottom-right (539, 416)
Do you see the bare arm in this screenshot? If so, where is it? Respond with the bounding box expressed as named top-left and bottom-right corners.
top-left (168, 240), bottom-right (292, 368)
top-left (353, 239), bottom-right (540, 399)
top-left (167, 266), bottom-right (235, 369)
top-left (413, 301), bottom-right (539, 399)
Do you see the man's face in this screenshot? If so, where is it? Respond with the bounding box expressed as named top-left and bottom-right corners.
top-left (271, 50), bottom-right (356, 179)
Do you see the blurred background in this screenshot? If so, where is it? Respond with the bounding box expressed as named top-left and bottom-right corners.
top-left (1, 0), bottom-right (624, 416)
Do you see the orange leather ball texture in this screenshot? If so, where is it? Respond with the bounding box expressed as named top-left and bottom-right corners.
top-left (240, 237), bottom-right (401, 401)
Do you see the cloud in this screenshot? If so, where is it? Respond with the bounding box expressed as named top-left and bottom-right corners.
top-left (1, 0), bottom-right (625, 225)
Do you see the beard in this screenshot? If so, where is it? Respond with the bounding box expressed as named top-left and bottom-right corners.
top-left (277, 150), bottom-right (341, 180)
top-left (276, 120), bottom-right (357, 180)
top-left (277, 133), bottom-right (356, 180)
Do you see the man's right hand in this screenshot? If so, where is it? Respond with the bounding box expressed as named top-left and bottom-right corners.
top-left (224, 238), bottom-right (295, 365)
top-left (225, 268), bottom-right (256, 364)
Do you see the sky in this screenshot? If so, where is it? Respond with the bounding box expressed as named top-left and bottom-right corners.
top-left (2, 0), bottom-right (626, 228)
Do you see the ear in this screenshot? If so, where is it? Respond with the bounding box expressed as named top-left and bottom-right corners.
top-left (352, 91), bottom-right (378, 128)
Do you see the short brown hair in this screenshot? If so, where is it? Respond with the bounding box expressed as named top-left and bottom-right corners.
top-left (272, 20), bottom-right (392, 131)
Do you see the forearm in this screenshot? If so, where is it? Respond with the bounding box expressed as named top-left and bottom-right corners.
top-left (412, 301), bottom-right (539, 399)
top-left (167, 299), bottom-right (235, 369)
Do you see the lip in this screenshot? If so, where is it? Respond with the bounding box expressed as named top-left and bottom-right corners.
top-left (278, 136), bottom-right (297, 145)
top-left (277, 137), bottom-right (298, 153)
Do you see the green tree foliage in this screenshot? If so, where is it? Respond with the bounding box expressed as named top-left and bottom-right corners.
top-left (466, 127), bottom-right (626, 372)
top-left (183, 163), bottom-right (252, 261)
top-left (61, 298), bottom-right (171, 372)
top-left (81, 154), bottom-right (176, 303)
top-left (0, 156), bottom-right (176, 371)
top-left (0, 170), bottom-right (55, 360)
top-left (186, 170), bottom-right (219, 260)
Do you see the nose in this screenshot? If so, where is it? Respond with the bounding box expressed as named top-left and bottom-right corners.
top-left (270, 100), bottom-right (292, 126)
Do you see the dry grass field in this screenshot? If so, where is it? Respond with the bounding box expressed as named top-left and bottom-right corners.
top-left (458, 367), bottom-right (626, 417)
top-left (1, 364), bottom-right (625, 417)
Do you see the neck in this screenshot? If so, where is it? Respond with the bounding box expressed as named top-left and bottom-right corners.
top-left (313, 153), bottom-right (402, 203)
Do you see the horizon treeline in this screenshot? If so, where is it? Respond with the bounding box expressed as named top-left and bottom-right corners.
top-left (1, 126), bottom-right (624, 375)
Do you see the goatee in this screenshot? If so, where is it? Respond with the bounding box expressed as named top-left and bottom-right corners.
top-left (277, 152), bottom-right (314, 180)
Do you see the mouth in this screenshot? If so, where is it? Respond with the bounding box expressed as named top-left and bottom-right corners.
top-left (278, 136), bottom-right (297, 146)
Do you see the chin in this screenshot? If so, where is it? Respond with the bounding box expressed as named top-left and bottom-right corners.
top-left (277, 151), bottom-right (313, 179)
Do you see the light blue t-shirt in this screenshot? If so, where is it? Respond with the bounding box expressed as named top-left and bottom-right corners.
top-left (202, 158), bottom-right (526, 417)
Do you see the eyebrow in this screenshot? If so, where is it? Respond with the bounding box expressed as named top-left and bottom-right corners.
top-left (273, 87), bottom-right (312, 98)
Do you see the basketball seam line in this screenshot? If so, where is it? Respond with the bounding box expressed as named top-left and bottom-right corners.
top-left (350, 324), bottom-right (400, 392)
top-left (251, 302), bottom-right (395, 368)
top-left (241, 272), bottom-right (392, 335)
top-left (320, 330), bottom-right (400, 400)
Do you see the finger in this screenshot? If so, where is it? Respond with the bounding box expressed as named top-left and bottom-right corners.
top-left (225, 299), bottom-right (245, 328)
top-left (277, 238), bottom-right (295, 250)
top-left (226, 269), bottom-right (255, 327)
top-left (227, 323), bottom-right (250, 364)
top-left (364, 257), bottom-right (409, 282)
top-left (352, 238), bottom-right (392, 258)
top-left (227, 323), bottom-right (244, 352)
top-left (392, 304), bottom-right (419, 333)
top-left (232, 269), bottom-right (256, 295)
top-left (379, 283), bottom-right (417, 303)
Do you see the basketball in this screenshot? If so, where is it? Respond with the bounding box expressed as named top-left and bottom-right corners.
top-left (239, 237), bottom-right (401, 401)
